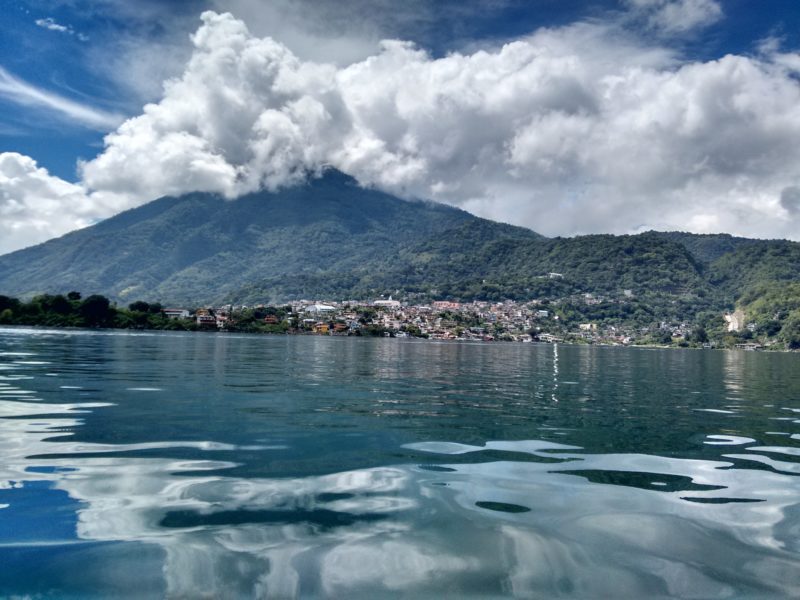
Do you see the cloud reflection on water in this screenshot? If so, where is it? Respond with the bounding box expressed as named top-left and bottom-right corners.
top-left (0, 396), bottom-right (798, 597)
top-left (0, 331), bottom-right (799, 597)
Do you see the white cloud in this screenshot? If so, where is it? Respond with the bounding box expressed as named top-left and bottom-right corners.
top-left (4, 9), bottom-right (800, 255)
top-left (625, 0), bottom-right (723, 33)
top-left (76, 11), bottom-right (800, 242)
top-left (0, 67), bottom-right (123, 130)
top-left (0, 153), bottom-right (98, 254)
top-left (208, 0), bottom-right (382, 65)
top-left (35, 16), bottom-right (88, 41)
top-left (82, 1), bottom-right (522, 111)
top-left (35, 17), bottom-right (70, 33)
top-left (0, 152), bottom-right (138, 255)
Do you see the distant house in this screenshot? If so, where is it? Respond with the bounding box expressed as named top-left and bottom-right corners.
top-left (305, 304), bottom-right (336, 314)
top-left (734, 342), bottom-right (761, 351)
top-left (331, 322), bottom-right (348, 335)
top-left (374, 296), bottom-right (401, 308)
top-left (263, 315), bottom-right (279, 324)
top-left (162, 308), bottom-right (190, 320)
top-left (432, 300), bottom-right (460, 311)
top-left (196, 314), bottom-right (216, 327)
top-left (313, 322), bottom-right (330, 334)
top-left (538, 333), bottom-right (561, 343)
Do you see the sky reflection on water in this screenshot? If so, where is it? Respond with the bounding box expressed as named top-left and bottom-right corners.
top-left (0, 327), bottom-right (799, 597)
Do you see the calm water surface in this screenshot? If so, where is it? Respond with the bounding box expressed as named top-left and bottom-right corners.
top-left (0, 327), bottom-right (799, 598)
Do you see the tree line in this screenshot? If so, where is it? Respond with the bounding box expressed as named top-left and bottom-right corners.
top-left (0, 292), bottom-right (192, 330)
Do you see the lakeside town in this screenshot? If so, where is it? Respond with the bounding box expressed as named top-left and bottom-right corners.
top-left (161, 295), bottom-right (768, 350)
top-left (4, 288), bottom-right (790, 349)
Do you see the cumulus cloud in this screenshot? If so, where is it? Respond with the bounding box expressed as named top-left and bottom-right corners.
top-left (624, 0), bottom-right (723, 34)
top-left (77, 11), bottom-right (800, 241)
top-left (0, 153), bottom-right (135, 255)
top-left (4, 8), bottom-right (800, 255)
top-left (0, 153), bottom-right (103, 254)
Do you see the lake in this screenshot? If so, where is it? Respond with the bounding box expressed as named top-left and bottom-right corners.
top-left (0, 327), bottom-right (798, 598)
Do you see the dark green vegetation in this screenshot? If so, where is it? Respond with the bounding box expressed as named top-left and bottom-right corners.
top-left (0, 293), bottom-right (161, 329)
top-left (0, 293), bottom-right (295, 334)
top-left (0, 169), bottom-right (798, 345)
top-left (734, 282), bottom-right (800, 349)
top-left (378, 231), bottom-right (712, 317)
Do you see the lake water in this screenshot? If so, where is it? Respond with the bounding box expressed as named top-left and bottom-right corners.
top-left (0, 327), bottom-right (799, 598)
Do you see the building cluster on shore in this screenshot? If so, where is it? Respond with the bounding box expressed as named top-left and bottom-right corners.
top-left (163, 297), bottom-right (712, 347)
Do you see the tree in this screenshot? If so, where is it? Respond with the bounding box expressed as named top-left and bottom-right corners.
top-left (48, 295), bottom-right (71, 315)
top-left (128, 301), bottom-right (150, 312)
top-left (759, 320), bottom-right (782, 337)
top-left (0, 295), bottom-right (20, 313)
top-left (780, 314), bottom-right (800, 349)
top-left (67, 291), bottom-right (82, 301)
top-left (79, 295), bottom-right (113, 326)
top-left (653, 331), bottom-right (672, 345)
top-left (691, 326), bottom-right (708, 344)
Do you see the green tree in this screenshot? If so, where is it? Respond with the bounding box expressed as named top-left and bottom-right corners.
top-left (80, 295), bottom-right (113, 326)
top-left (780, 313), bottom-right (800, 349)
top-left (128, 301), bottom-right (150, 312)
top-left (691, 326), bottom-right (708, 344)
top-left (0, 295), bottom-right (21, 313)
top-left (759, 320), bottom-right (782, 337)
top-left (48, 294), bottom-right (71, 315)
top-left (652, 331), bottom-right (672, 345)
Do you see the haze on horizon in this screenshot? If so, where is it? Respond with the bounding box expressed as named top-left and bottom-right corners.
top-left (2, 0), bottom-right (800, 255)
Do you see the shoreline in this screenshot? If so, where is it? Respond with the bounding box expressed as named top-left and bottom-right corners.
top-left (0, 324), bottom-right (795, 352)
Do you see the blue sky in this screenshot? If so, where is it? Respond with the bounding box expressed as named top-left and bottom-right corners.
top-left (2, 0), bottom-right (800, 252)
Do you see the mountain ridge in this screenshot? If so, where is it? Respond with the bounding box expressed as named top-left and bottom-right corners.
top-left (0, 170), bottom-right (540, 303)
top-left (1, 171), bottom-right (798, 315)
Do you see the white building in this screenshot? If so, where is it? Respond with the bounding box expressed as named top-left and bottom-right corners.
top-left (305, 304), bottom-right (336, 314)
top-left (374, 296), bottom-right (401, 308)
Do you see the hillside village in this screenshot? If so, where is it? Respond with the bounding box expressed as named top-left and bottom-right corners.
top-left (160, 295), bottom-right (775, 349)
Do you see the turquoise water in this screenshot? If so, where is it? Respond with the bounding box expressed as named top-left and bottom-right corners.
top-left (0, 327), bottom-right (799, 598)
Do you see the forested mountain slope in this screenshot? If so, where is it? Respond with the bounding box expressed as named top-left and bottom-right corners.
top-left (1, 170), bottom-right (798, 315)
top-left (0, 171), bottom-right (538, 304)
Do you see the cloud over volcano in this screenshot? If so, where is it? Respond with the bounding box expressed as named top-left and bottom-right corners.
top-left (4, 4), bottom-right (800, 252)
